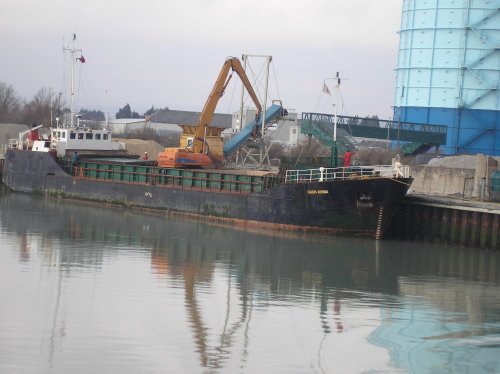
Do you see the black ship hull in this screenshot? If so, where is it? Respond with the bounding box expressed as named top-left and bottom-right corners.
top-left (2, 150), bottom-right (412, 239)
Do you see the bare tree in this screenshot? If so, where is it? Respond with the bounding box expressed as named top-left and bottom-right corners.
top-left (21, 87), bottom-right (60, 126)
top-left (290, 138), bottom-right (330, 158)
top-left (356, 148), bottom-right (393, 165)
top-left (128, 124), bottom-right (160, 142)
top-left (0, 81), bottom-right (21, 122)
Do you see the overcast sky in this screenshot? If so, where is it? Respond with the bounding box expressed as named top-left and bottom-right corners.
top-left (1, 0), bottom-right (403, 120)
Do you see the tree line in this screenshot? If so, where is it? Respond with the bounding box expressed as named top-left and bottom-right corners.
top-left (0, 81), bottom-right (168, 125)
top-left (0, 81), bottom-right (61, 125)
top-left (115, 104), bottom-right (169, 119)
top-left (0, 81), bottom-right (107, 125)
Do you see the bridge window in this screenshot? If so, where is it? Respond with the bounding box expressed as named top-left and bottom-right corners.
top-left (78, 133), bottom-right (84, 140)
top-left (86, 133), bottom-right (93, 140)
top-left (95, 133), bottom-right (101, 140)
top-left (61, 131), bottom-right (66, 139)
top-left (70, 132), bottom-right (76, 139)
top-left (103, 133), bottom-right (109, 140)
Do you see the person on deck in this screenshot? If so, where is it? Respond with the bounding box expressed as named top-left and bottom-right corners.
top-left (70, 151), bottom-right (79, 167)
top-left (343, 149), bottom-right (355, 167)
top-left (143, 152), bottom-right (149, 160)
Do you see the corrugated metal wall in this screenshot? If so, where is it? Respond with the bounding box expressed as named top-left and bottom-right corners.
top-left (393, 0), bottom-right (499, 155)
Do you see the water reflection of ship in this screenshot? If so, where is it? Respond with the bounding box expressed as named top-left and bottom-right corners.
top-left (152, 245), bottom-right (348, 370)
top-left (2, 191), bottom-right (500, 371)
top-left (2, 191), bottom-right (498, 293)
top-left (151, 244), bottom-right (253, 369)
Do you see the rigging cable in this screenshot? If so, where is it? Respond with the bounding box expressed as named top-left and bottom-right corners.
top-left (81, 69), bottom-right (102, 112)
top-left (338, 89), bottom-right (354, 138)
top-left (271, 61), bottom-right (281, 102)
top-left (225, 71), bottom-right (237, 116)
top-left (314, 84), bottom-right (327, 113)
top-left (76, 63), bottom-right (82, 113)
top-left (245, 59), bottom-right (265, 105)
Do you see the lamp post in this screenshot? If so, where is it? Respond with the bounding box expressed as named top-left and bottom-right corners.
top-left (323, 72), bottom-right (342, 167)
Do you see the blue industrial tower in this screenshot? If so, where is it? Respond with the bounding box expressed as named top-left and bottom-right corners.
top-left (394, 0), bottom-right (499, 155)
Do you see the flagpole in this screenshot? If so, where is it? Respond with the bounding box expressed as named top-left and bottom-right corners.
top-left (333, 72), bottom-right (341, 168)
top-left (323, 73), bottom-right (341, 168)
top-left (70, 38), bottom-right (75, 128)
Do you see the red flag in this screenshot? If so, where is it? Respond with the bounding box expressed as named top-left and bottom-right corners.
top-left (78, 56), bottom-right (86, 63)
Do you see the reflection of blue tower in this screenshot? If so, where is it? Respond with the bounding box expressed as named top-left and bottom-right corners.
top-left (369, 302), bottom-right (500, 373)
top-left (394, 0), bottom-right (499, 155)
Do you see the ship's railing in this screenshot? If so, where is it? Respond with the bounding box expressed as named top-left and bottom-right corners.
top-left (285, 164), bottom-right (410, 183)
top-left (0, 144), bottom-right (8, 157)
top-left (7, 139), bottom-right (19, 149)
top-left (1, 141), bottom-right (18, 157)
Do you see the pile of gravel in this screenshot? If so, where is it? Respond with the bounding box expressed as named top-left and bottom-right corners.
top-left (427, 155), bottom-right (477, 169)
top-left (427, 155), bottom-right (500, 169)
top-left (114, 138), bottom-right (165, 160)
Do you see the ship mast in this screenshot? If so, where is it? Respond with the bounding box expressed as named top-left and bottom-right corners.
top-left (323, 72), bottom-right (343, 167)
top-left (333, 72), bottom-right (341, 168)
top-left (63, 34), bottom-right (83, 128)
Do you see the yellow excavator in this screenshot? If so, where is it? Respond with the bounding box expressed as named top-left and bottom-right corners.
top-left (157, 57), bottom-right (262, 168)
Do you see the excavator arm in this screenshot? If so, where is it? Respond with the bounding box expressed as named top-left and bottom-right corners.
top-left (157, 57), bottom-right (263, 168)
top-left (192, 57), bottom-right (262, 153)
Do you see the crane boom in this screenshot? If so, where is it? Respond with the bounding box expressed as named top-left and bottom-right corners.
top-left (192, 57), bottom-right (262, 153)
top-left (157, 57), bottom-right (263, 168)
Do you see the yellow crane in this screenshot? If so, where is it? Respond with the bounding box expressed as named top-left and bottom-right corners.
top-left (158, 57), bottom-right (262, 168)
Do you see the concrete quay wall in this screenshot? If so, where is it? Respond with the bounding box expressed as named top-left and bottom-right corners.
top-left (410, 166), bottom-right (474, 197)
top-left (388, 155), bottom-right (500, 249)
top-left (408, 154), bottom-right (499, 201)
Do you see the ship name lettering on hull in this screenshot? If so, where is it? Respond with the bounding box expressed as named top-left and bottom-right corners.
top-left (307, 189), bottom-right (329, 195)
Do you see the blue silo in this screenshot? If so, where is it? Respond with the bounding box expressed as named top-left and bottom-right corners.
top-left (393, 0), bottom-right (499, 155)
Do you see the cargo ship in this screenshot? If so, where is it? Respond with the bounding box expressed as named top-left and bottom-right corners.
top-left (2, 131), bottom-right (412, 239)
top-left (1, 52), bottom-right (412, 239)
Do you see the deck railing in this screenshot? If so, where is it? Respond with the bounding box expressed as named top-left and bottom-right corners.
top-left (285, 164), bottom-right (410, 183)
